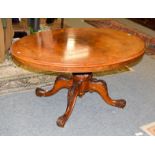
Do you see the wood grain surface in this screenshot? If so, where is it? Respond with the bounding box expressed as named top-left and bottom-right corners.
top-left (11, 28), bottom-right (145, 73)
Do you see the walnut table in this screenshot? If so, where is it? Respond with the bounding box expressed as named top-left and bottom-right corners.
top-left (11, 28), bottom-right (145, 127)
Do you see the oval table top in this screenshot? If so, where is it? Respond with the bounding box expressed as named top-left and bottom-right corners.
top-left (11, 28), bottom-right (145, 73)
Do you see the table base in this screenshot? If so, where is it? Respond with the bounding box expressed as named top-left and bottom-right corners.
top-left (36, 73), bottom-right (126, 127)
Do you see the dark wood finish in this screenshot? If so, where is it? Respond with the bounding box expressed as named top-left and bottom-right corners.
top-left (129, 18), bottom-right (155, 31)
top-left (11, 28), bottom-right (145, 127)
top-left (36, 73), bottom-right (126, 127)
top-left (61, 18), bottom-right (64, 28)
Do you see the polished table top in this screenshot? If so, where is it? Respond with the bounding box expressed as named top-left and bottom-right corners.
top-left (11, 28), bottom-right (145, 73)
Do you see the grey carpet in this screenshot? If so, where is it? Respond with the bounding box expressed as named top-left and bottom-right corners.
top-left (0, 55), bottom-right (155, 136)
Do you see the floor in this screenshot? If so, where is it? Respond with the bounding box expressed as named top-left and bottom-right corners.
top-left (0, 18), bottom-right (155, 135)
top-left (0, 55), bottom-right (155, 135)
top-left (64, 18), bottom-right (155, 37)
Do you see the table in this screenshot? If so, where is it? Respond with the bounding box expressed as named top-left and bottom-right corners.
top-left (11, 28), bottom-right (145, 127)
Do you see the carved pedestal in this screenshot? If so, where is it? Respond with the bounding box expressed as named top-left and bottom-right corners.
top-left (36, 73), bottom-right (126, 127)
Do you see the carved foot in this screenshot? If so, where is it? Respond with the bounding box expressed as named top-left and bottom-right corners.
top-left (36, 87), bottom-right (47, 97)
top-left (112, 99), bottom-right (126, 108)
top-left (56, 115), bottom-right (68, 127)
top-left (89, 78), bottom-right (126, 108)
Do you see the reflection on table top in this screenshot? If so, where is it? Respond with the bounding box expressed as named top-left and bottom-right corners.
top-left (11, 28), bottom-right (145, 73)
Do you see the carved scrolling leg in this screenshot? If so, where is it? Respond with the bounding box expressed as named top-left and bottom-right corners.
top-left (36, 75), bottom-right (73, 97)
top-left (57, 73), bottom-right (92, 127)
top-left (89, 78), bottom-right (126, 108)
top-left (57, 86), bottom-right (79, 127)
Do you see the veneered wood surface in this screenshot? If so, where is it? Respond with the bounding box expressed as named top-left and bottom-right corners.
top-left (11, 28), bottom-right (145, 73)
